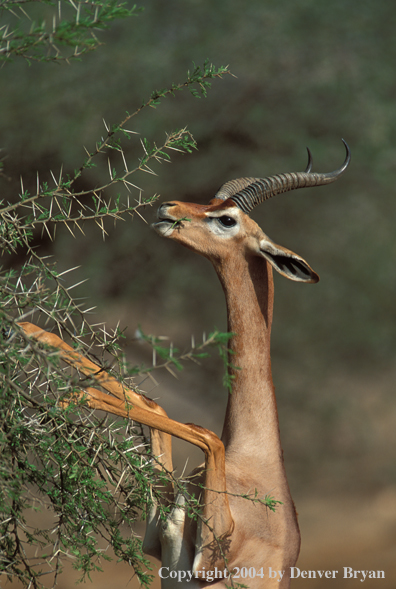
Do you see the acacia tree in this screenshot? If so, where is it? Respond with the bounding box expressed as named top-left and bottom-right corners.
top-left (0, 2), bottom-right (231, 587)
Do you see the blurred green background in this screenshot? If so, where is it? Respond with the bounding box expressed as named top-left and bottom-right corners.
top-left (1, 0), bottom-right (395, 586)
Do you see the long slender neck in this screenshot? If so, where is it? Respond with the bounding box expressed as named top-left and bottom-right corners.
top-left (215, 253), bottom-right (283, 465)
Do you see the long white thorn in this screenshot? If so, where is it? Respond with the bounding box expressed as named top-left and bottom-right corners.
top-left (123, 179), bottom-right (142, 190)
top-left (121, 150), bottom-right (129, 173)
top-left (57, 266), bottom-right (81, 278)
top-left (122, 128), bottom-right (139, 135)
top-left (67, 278), bottom-right (89, 291)
top-left (133, 208), bottom-right (148, 224)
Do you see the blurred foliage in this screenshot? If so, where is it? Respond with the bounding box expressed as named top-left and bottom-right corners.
top-left (1, 0), bottom-right (395, 506)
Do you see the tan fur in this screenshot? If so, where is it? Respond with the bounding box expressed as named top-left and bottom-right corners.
top-left (19, 195), bottom-right (323, 587)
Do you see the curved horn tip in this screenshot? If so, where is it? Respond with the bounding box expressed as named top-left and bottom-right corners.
top-left (316, 138), bottom-right (351, 179)
top-left (341, 138), bottom-right (351, 171)
top-left (304, 147), bottom-right (313, 173)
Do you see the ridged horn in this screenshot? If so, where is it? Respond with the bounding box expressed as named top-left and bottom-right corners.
top-left (215, 139), bottom-right (350, 214)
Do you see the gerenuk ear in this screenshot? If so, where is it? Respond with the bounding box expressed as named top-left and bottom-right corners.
top-left (258, 237), bottom-right (319, 283)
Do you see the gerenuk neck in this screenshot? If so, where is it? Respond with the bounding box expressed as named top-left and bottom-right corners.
top-left (214, 253), bottom-right (284, 466)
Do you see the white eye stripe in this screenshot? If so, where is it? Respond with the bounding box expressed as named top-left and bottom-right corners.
top-left (204, 207), bottom-right (241, 219)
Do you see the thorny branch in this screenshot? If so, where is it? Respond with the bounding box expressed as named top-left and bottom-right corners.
top-left (0, 18), bottom-right (234, 582)
top-left (14, 322), bottom-right (271, 588)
